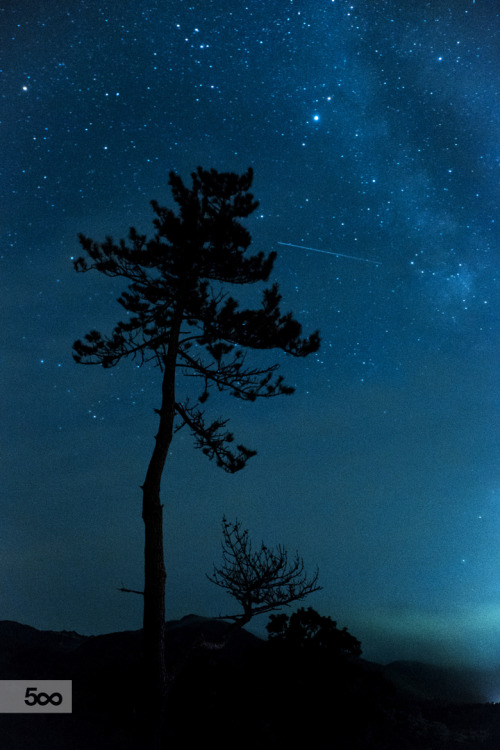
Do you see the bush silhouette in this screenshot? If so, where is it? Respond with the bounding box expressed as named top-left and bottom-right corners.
top-left (266, 606), bottom-right (362, 657)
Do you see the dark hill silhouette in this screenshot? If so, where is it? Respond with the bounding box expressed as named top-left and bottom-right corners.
top-left (0, 620), bottom-right (86, 678)
top-left (0, 616), bottom-right (261, 749)
top-left (383, 659), bottom-right (489, 703)
top-left (0, 617), bottom-right (499, 749)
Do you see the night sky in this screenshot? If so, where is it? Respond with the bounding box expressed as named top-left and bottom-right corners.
top-left (2, 1), bottom-right (499, 671)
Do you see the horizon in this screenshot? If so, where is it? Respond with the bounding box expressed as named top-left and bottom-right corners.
top-left (5, 606), bottom-right (500, 677)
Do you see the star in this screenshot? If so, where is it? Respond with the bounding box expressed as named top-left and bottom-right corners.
top-left (2, 0), bottom-right (498, 673)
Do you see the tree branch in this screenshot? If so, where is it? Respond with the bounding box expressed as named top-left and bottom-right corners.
top-left (118, 586), bottom-right (145, 596)
top-left (175, 402), bottom-right (256, 472)
top-left (208, 518), bottom-right (322, 628)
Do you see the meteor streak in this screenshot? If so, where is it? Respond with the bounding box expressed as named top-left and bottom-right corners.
top-left (277, 241), bottom-right (381, 265)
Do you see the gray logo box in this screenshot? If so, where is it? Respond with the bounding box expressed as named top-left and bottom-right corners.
top-left (0, 681), bottom-right (72, 713)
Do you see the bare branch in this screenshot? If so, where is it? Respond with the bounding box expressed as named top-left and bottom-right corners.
top-left (208, 518), bottom-right (322, 629)
top-left (118, 586), bottom-right (144, 596)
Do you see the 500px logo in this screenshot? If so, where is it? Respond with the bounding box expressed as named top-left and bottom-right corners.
top-left (25, 687), bottom-right (63, 706)
top-left (0, 681), bottom-right (72, 713)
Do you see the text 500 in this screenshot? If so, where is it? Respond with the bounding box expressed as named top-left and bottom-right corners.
top-left (25, 687), bottom-right (63, 706)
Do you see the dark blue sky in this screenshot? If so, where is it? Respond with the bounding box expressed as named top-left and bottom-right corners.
top-left (2, 0), bottom-right (499, 669)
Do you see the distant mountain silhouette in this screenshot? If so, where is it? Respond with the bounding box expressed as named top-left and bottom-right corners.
top-left (0, 616), bottom-right (261, 749)
top-left (382, 660), bottom-right (489, 703)
top-left (0, 620), bottom-right (86, 678)
top-left (0, 617), bottom-right (499, 749)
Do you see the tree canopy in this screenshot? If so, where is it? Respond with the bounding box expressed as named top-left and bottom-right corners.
top-left (266, 606), bottom-right (362, 658)
top-left (74, 166), bottom-right (320, 472)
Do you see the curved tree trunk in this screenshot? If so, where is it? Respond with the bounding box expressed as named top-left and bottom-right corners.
top-left (140, 312), bottom-right (182, 748)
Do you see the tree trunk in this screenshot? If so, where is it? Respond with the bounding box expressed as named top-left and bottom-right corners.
top-left (140, 313), bottom-right (182, 748)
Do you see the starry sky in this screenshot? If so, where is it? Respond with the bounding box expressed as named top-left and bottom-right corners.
top-left (2, 0), bottom-right (499, 669)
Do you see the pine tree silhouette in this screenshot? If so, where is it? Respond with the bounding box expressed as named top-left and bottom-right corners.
top-left (73, 166), bottom-right (320, 747)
